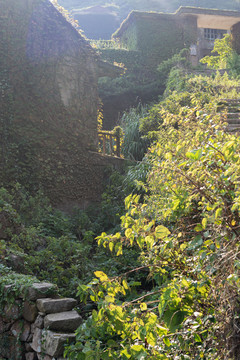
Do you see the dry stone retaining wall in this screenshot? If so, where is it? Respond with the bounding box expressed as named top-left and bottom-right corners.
top-left (0, 282), bottom-right (81, 360)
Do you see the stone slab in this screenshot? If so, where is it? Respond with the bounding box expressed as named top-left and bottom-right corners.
top-left (27, 282), bottom-right (58, 301)
top-left (36, 298), bottom-right (77, 314)
top-left (42, 330), bottom-right (75, 357)
top-left (44, 311), bottom-right (82, 332)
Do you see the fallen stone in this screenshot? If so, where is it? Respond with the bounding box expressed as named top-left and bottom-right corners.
top-left (27, 282), bottom-right (58, 301)
top-left (42, 330), bottom-right (75, 357)
top-left (36, 298), bottom-right (77, 314)
top-left (30, 327), bottom-right (42, 353)
top-left (44, 310), bottom-right (82, 332)
top-left (23, 301), bottom-right (38, 322)
top-left (11, 319), bottom-right (30, 341)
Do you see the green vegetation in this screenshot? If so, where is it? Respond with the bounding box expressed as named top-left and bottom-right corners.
top-left (3, 56), bottom-right (240, 359)
top-left (64, 71), bottom-right (240, 359)
top-left (3, 2), bottom-right (240, 358)
top-left (200, 34), bottom-right (240, 76)
top-left (121, 106), bottom-right (149, 161)
top-left (0, 176), bottom-right (136, 297)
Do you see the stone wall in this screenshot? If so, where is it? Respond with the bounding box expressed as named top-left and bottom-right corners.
top-left (0, 0), bottom-right (124, 209)
top-left (0, 282), bottom-right (81, 360)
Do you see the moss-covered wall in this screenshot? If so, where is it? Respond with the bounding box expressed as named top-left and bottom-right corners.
top-left (0, 0), bottom-right (121, 209)
top-left (0, 0), bottom-right (99, 147)
top-left (114, 12), bottom-right (198, 69)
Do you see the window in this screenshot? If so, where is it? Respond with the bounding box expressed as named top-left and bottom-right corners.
top-left (204, 28), bottom-right (226, 40)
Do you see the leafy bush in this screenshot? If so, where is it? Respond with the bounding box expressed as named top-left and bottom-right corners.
top-left (0, 168), bottom-right (139, 296)
top-left (121, 106), bottom-right (150, 161)
top-left (200, 33), bottom-right (240, 76)
top-left (65, 74), bottom-right (240, 359)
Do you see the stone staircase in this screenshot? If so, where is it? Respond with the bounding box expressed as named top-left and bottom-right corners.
top-left (218, 98), bottom-right (240, 133)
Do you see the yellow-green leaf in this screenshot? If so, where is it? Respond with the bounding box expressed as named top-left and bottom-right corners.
top-left (94, 271), bottom-right (108, 282)
top-left (140, 302), bottom-right (147, 311)
top-left (155, 225), bottom-right (170, 239)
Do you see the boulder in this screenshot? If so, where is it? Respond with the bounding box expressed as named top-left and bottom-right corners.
top-left (36, 298), bottom-right (77, 314)
top-left (44, 311), bottom-right (82, 332)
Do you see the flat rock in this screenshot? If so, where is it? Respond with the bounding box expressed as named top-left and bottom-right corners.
top-left (44, 310), bottom-right (82, 332)
top-left (27, 282), bottom-right (58, 301)
top-left (42, 330), bottom-right (75, 357)
top-left (37, 298), bottom-right (77, 314)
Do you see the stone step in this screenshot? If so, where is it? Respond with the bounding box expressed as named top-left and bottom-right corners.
top-left (227, 113), bottom-right (240, 118)
top-left (44, 310), bottom-right (82, 332)
top-left (36, 298), bottom-right (77, 314)
top-left (227, 126), bottom-right (240, 132)
top-left (220, 99), bottom-right (240, 103)
top-left (26, 282), bottom-right (58, 301)
top-left (227, 119), bottom-right (240, 124)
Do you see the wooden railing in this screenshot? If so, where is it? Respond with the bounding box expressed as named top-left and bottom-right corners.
top-left (98, 130), bottom-right (121, 157)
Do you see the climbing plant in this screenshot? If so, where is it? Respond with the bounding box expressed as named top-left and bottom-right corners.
top-left (65, 74), bottom-right (240, 359)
